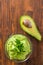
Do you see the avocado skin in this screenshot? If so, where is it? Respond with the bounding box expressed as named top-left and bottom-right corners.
top-left (20, 15), bottom-right (41, 41)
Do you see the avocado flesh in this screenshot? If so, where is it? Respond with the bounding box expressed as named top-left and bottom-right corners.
top-left (20, 16), bottom-right (41, 41)
top-left (5, 34), bottom-right (32, 60)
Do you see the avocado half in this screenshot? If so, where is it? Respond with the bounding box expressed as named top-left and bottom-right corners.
top-left (20, 15), bottom-right (41, 41)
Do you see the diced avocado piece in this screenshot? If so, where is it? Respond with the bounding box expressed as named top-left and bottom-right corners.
top-left (20, 15), bottom-right (41, 41)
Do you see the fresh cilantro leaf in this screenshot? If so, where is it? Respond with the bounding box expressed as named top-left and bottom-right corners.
top-left (17, 43), bottom-right (23, 52)
top-left (15, 39), bottom-right (25, 52)
top-left (15, 39), bottom-right (20, 45)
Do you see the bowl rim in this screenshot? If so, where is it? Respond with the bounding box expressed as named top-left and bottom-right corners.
top-left (4, 34), bottom-right (33, 63)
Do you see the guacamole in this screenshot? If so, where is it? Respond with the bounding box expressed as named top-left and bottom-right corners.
top-left (5, 34), bottom-right (32, 60)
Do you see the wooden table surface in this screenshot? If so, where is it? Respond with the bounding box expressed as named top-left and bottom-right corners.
top-left (0, 0), bottom-right (43, 65)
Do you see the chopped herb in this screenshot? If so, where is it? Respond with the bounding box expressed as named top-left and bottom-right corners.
top-left (15, 39), bottom-right (20, 45)
top-left (15, 39), bottom-right (25, 52)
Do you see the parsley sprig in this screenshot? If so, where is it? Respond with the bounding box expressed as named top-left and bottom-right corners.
top-left (15, 39), bottom-right (25, 52)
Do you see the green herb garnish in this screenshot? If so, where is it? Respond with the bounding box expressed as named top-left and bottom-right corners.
top-left (15, 39), bottom-right (25, 52)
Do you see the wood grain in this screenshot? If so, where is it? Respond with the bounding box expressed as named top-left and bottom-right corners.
top-left (0, 0), bottom-right (43, 65)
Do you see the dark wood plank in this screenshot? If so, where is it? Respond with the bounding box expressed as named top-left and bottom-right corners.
top-left (0, 0), bottom-right (43, 65)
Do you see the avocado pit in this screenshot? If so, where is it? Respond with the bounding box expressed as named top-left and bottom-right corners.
top-left (23, 19), bottom-right (32, 28)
